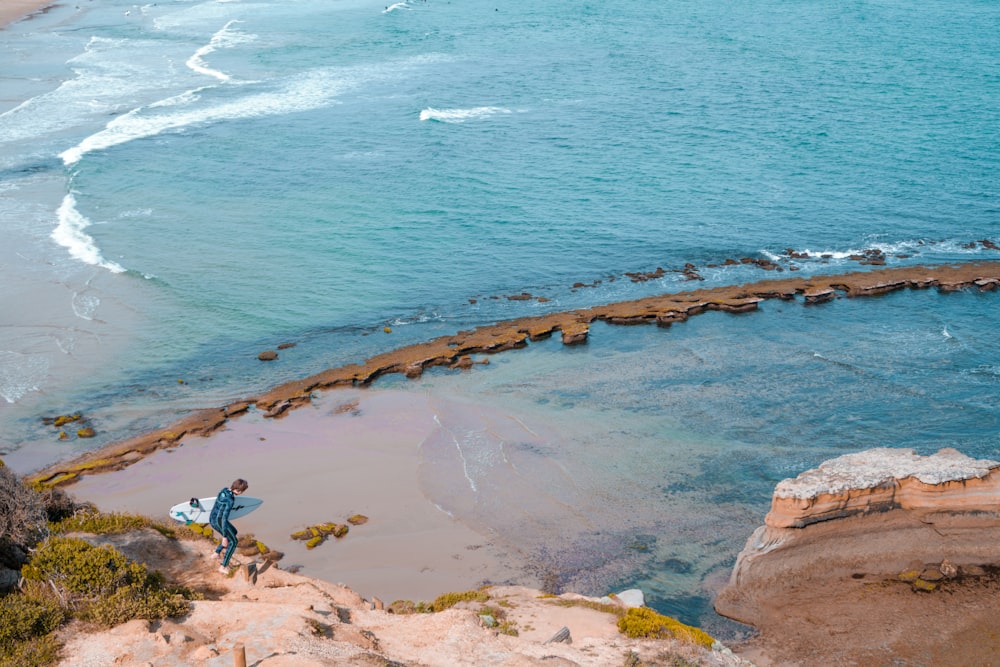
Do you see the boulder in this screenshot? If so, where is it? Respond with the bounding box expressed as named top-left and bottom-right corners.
top-left (0, 566), bottom-right (21, 593)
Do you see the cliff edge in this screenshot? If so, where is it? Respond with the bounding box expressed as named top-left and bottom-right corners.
top-left (54, 530), bottom-right (750, 667)
top-left (715, 447), bottom-right (1000, 666)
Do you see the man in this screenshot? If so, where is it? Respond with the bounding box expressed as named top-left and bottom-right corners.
top-left (209, 478), bottom-right (249, 574)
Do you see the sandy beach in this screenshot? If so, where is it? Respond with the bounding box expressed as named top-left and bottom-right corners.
top-left (66, 388), bottom-right (530, 605)
top-left (1, 0), bottom-right (52, 28)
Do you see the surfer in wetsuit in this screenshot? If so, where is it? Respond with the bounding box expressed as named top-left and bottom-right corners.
top-left (210, 478), bottom-right (249, 573)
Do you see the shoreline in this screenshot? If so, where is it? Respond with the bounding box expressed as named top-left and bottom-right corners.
top-left (0, 0), bottom-right (53, 28)
top-left (65, 389), bottom-right (526, 604)
top-left (26, 260), bottom-right (1000, 488)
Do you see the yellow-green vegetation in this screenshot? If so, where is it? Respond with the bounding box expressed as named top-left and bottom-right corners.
top-left (76, 427), bottom-right (96, 438)
top-left (898, 569), bottom-right (920, 582)
top-left (305, 617), bottom-right (331, 638)
top-left (387, 587), bottom-right (512, 633)
top-left (479, 604), bottom-right (518, 636)
top-left (291, 521), bottom-right (351, 549)
top-left (2, 536), bottom-right (197, 665)
top-left (912, 578), bottom-right (938, 592)
top-left (52, 414), bottom-right (82, 428)
top-left (386, 599), bottom-right (419, 614)
top-left (0, 591), bottom-right (65, 665)
top-left (551, 597), bottom-right (625, 617)
top-left (22, 537), bottom-right (194, 627)
top-left (30, 458), bottom-right (118, 491)
top-left (347, 514), bottom-right (369, 525)
top-left (2, 471), bottom-right (202, 665)
top-left (616, 607), bottom-right (715, 649)
top-left (183, 522), bottom-right (215, 538)
top-left (30, 473), bottom-right (77, 491)
top-left (429, 588), bottom-right (491, 611)
top-left (50, 509), bottom-right (174, 537)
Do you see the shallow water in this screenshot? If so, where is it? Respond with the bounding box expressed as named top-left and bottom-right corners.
top-left (374, 287), bottom-right (1000, 628)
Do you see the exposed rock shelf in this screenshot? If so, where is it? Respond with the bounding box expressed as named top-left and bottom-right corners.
top-left (28, 261), bottom-right (1000, 489)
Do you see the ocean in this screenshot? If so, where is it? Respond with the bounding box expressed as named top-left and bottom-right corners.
top-left (1, 0), bottom-right (998, 630)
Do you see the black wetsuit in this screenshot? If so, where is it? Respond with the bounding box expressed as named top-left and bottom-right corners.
top-left (209, 487), bottom-right (238, 567)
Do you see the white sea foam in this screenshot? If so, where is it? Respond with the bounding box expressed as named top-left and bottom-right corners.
top-left (52, 193), bottom-right (126, 273)
top-left (0, 37), bottom-right (168, 145)
top-left (118, 208), bottom-right (153, 218)
top-left (383, 2), bottom-right (411, 14)
top-left (61, 56), bottom-right (444, 165)
top-left (61, 74), bottom-right (343, 166)
top-left (71, 291), bottom-right (101, 321)
top-left (185, 20), bottom-right (257, 82)
top-left (419, 106), bottom-right (512, 123)
top-left (761, 237), bottom-right (997, 265)
top-left (0, 351), bottom-right (48, 404)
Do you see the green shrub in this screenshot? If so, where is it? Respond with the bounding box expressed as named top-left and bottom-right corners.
top-left (0, 633), bottom-right (62, 667)
top-left (50, 510), bottom-right (171, 537)
top-left (428, 589), bottom-right (490, 612)
top-left (617, 607), bottom-right (715, 648)
top-left (552, 597), bottom-right (624, 616)
top-left (21, 537), bottom-right (191, 628)
top-left (22, 537), bottom-right (144, 597)
top-left (83, 580), bottom-right (190, 627)
top-left (0, 593), bottom-right (65, 652)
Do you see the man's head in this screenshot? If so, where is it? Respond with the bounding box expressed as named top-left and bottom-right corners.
top-left (231, 478), bottom-right (249, 494)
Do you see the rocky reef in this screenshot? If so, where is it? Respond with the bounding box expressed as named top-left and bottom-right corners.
top-left (27, 261), bottom-right (1000, 489)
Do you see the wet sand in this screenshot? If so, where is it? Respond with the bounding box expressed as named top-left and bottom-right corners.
top-left (1, 0), bottom-right (53, 28)
top-left (67, 389), bottom-right (526, 604)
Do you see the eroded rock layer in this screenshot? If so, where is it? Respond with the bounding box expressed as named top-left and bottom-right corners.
top-left (766, 447), bottom-right (1000, 528)
top-left (715, 447), bottom-right (1000, 628)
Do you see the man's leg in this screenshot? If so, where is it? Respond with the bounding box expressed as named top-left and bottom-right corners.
top-left (220, 524), bottom-right (238, 567)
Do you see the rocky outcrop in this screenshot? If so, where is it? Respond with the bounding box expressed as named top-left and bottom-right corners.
top-left (766, 447), bottom-right (1000, 529)
top-left (715, 448), bottom-right (1000, 627)
top-left (715, 448), bottom-right (1000, 665)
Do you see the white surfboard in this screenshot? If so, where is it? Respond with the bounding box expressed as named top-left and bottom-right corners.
top-left (168, 495), bottom-right (263, 524)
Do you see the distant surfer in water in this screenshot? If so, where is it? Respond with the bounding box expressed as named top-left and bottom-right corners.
top-left (210, 478), bottom-right (249, 574)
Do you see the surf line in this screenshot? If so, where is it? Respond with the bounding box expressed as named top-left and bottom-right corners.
top-left (27, 261), bottom-right (1000, 490)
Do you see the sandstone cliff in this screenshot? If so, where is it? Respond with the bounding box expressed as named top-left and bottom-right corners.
top-left (715, 448), bottom-right (1000, 666)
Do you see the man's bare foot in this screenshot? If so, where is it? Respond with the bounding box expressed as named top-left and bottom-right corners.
top-left (218, 566), bottom-right (230, 575)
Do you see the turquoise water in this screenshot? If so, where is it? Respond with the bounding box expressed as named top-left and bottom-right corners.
top-left (1, 0), bottom-right (998, 629)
